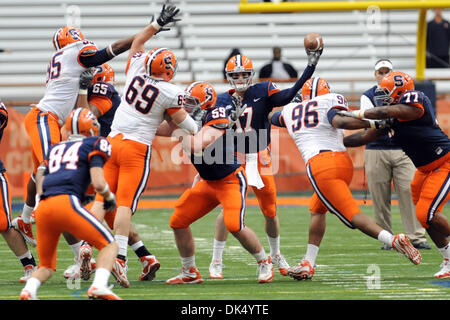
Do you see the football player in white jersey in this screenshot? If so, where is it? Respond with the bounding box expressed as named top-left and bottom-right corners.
top-left (89, 5), bottom-right (200, 288)
top-left (269, 78), bottom-right (422, 281)
top-left (12, 3), bottom-right (181, 284)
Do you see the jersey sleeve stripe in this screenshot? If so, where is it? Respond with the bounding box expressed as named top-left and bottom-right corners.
top-left (205, 118), bottom-right (228, 127)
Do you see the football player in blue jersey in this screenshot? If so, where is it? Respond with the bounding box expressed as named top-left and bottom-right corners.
top-left (164, 82), bottom-right (274, 284)
top-left (341, 71), bottom-right (450, 279)
top-left (0, 101), bottom-right (38, 284)
top-left (208, 49), bottom-right (322, 278)
top-left (20, 108), bottom-right (121, 300)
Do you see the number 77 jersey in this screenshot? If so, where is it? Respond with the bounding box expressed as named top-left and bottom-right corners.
top-left (281, 93), bottom-right (349, 164)
top-left (109, 52), bottom-right (185, 147)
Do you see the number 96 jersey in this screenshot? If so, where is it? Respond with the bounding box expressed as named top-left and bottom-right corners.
top-left (41, 136), bottom-right (111, 200)
top-left (109, 52), bottom-right (185, 147)
top-left (281, 93), bottom-right (349, 164)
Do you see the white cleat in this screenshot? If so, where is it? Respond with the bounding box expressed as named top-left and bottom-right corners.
top-left (19, 289), bottom-right (38, 300)
top-left (271, 253), bottom-right (290, 276)
top-left (287, 259), bottom-right (315, 280)
top-left (63, 263), bottom-right (80, 280)
top-left (209, 260), bottom-right (223, 279)
top-left (391, 233), bottom-right (422, 265)
top-left (12, 217), bottom-right (36, 247)
top-left (111, 258), bottom-right (130, 288)
top-left (257, 257), bottom-right (274, 283)
top-left (19, 265), bottom-right (37, 284)
top-left (78, 244), bottom-right (93, 281)
top-left (434, 259), bottom-right (450, 279)
top-left (166, 267), bottom-right (203, 285)
top-left (87, 285), bottom-right (122, 300)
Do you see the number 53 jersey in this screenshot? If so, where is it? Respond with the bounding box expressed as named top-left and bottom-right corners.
top-left (109, 52), bottom-right (185, 147)
top-left (281, 93), bottom-right (349, 164)
top-left (41, 136), bottom-right (111, 200)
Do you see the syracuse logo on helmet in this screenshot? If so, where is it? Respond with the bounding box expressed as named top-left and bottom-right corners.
top-left (145, 48), bottom-right (177, 81)
top-left (65, 108), bottom-right (100, 137)
top-left (93, 63), bottom-right (115, 83)
top-left (184, 81), bottom-right (217, 114)
top-left (301, 77), bottom-right (330, 101)
top-left (52, 26), bottom-right (85, 50)
top-left (375, 71), bottom-right (414, 105)
top-left (225, 54), bottom-right (255, 92)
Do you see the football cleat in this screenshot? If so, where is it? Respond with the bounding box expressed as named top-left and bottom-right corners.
top-left (20, 265), bottom-right (37, 284)
top-left (19, 289), bottom-right (38, 300)
top-left (434, 259), bottom-right (450, 279)
top-left (78, 244), bottom-right (93, 281)
top-left (166, 267), bottom-right (203, 285)
top-left (209, 260), bottom-right (223, 279)
top-left (111, 258), bottom-right (130, 288)
top-left (63, 262), bottom-right (80, 280)
top-left (287, 260), bottom-right (315, 281)
top-left (257, 257), bottom-right (274, 283)
top-left (138, 255), bottom-right (160, 281)
top-left (87, 285), bottom-right (122, 300)
top-left (391, 233), bottom-right (422, 265)
top-left (12, 216), bottom-right (36, 247)
top-left (271, 253), bottom-right (290, 276)
top-left (30, 211), bottom-right (36, 224)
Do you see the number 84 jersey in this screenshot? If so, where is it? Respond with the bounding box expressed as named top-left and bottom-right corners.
top-left (281, 93), bottom-right (349, 164)
top-left (109, 52), bottom-right (185, 147)
top-left (42, 136), bottom-right (111, 200)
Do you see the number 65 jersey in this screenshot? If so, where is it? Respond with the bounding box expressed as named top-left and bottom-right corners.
top-left (280, 93), bottom-right (349, 163)
top-left (41, 136), bottom-right (111, 200)
top-left (109, 52), bottom-right (185, 147)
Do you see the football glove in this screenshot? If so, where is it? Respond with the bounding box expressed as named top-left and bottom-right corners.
top-left (103, 192), bottom-right (117, 212)
top-left (79, 68), bottom-right (95, 90)
top-left (80, 194), bottom-right (95, 206)
top-left (306, 48), bottom-right (323, 67)
top-left (368, 118), bottom-right (394, 129)
top-left (154, 1), bottom-right (181, 29)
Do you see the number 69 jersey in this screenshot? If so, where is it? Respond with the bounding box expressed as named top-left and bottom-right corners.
top-left (109, 52), bottom-right (185, 147)
top-left (280, 93), bottom-right (349, 164)
top-left (41, 136), bottom-right (111, 200)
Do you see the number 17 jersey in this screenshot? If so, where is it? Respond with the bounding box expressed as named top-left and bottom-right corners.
top-left (281, 93), bottom-right (349, 163)
top-left (109, 52), bottom-right (185, 147)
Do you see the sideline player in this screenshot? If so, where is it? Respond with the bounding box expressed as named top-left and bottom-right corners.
top-left (165, 81), bottom-right (274, 284)
top-left (208, 49), bottom-right (321, 279)
top-left (341, 71), bottom-right (450, 279)
top-left (13, 2), bottom-right (178, 251)
top-left (19, 108), bottom-right (120, 300)
top-left (88, 3), bottom-right (198, 288)
top-left (270, 77), bottom-right (421, 281)
top-left (0, 101), bottom-right (38, 283)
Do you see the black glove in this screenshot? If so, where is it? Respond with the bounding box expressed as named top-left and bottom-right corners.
top-left (306, 48), bottom-right (323, 67)
top-left (155, 2), bottom-right (181, 28)
top-left (103, 193), bottom-right (117, 212)
top-left (150, 15), bottom-right (170, 34)
top-left (80, 194), bottom-right (95, 206)
top-left (374, 118), bottom-right (394, 129)
top-left (80, 68), bottom-right (95, 90)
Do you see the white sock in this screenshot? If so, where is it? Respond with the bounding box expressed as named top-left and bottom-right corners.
top-left (304, 244), bottom-right (320, 266)
top-left (267, 235), bottom-right (280, 257)
top-left (70, 241), bottom-right (83, 261)
top-left (252, 248), bottom-right (267, 263)
top-left (181, 255), bottom-right (196, 269)
top-left (92, 267), bottom-right (110, 288)
top-left (21, 204), bottom-right (34, 224)
top-left (24, 277), bottom-right (41, 294)
top-left (130, 240), bottom-right (144, 252)
top-left (211, 239), bottom-right (226, 262)
top-left (17, 250), bottom-right (33, 260)
top-left (438, 243), bottom-right (450, 260)
top-left (377, 230), bottom-right (394, 246)
top-left (115, 235), bottom-right (128, 258)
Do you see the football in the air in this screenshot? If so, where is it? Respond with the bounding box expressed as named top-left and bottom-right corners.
top-left (304, 32), bottom-right (323, 51)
